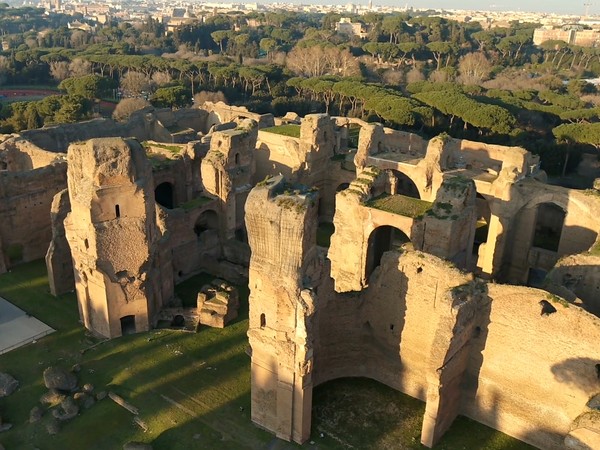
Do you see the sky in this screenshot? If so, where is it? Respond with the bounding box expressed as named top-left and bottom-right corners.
top-left (371, 1), bottom-right (590, 15)
top-left (410, 1), bottom-right (590, 14)
top-left (283, 0), bottom-right (591, 16)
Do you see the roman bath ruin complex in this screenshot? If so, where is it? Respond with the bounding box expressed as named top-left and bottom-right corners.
top-left (0, 101), bottom-right (599, 449)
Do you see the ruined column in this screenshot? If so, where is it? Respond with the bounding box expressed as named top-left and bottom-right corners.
top-left (64, 138), bottom-right (164, 338)
top-left (245, 175), bottom-right (319, 444)
top-left (200, 120), bottom-right (257, 239)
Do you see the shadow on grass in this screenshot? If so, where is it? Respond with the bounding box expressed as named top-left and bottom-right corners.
top-left (0, 262), bottom-right (536, 450)
top-left (310, 378), bottom-right (535, 450)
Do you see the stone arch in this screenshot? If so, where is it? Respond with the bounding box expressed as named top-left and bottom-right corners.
top-left (120, 315), bottom-right (136, 335)
top-left (205, 111), bottom-right (223, 131)
top-left (194, 209), bottom-right (218, 237)
top-left (386, 169), bottom-right (420, 199)
top-left (532, 202), bottom-right (565, 252)
top-left (155, 181), bottom-right (175, 209)
top-left (336, 183), bottom-right (350, 192)
top-left (365, 225), bottom-right (410, 281)
top-left (502, 192), bottom-right (598, 284)
top-left (473, 193), bottom-right (491, 260)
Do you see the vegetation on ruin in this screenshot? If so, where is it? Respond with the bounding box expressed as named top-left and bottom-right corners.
top-left (142, 141), bottom-right (183, 155)
top-left (366, 193), bottom-right (432, 219)
top-left (546, 292), bottom-right (570, 308)
top-left (261, 124), bottom-right (301, 138)
top-left (588, 240), bottom-right (600, 256)
top-left (0, 260), bottom-right (535, 450)
top-left (179, 196), bottom-right (214, 211)
top-left (145, 153), bottom-right (178, 170)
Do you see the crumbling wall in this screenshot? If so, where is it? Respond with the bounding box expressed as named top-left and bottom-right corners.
top-left (501, 182), bottom-right (600, 284)
top-left (202, 101), bottom-right (275, 129)
top-left (444, 138), bottom-right (533, 175)
top-left (382, 128), bottom-right (428, 156)
top-left (46, 189), bottom-right (74, 296)
top-left (255, 131), bottom-right (301, 181)
top-left (547, 252), bottom-right (600, 316)
top-left (0, 137), bottom-right (64, 170)
top-left (20, 118), bottom-right (131, 153)
top-left (0, 162), bottom-right (67, 272)
top-left (461, 283), bottom-right (600, 450)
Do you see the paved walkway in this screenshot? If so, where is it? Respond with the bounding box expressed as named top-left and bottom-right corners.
top-left (0, 297), bottom-right (54, 355)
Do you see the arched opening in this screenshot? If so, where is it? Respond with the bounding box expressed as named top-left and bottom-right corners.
top-left (155, 182), bottom-right (175, 209)
top-left (386, 170), bottom-right (420, 199)
top-left (532, 203), bottom-right (565, 252)
top-left (194, 210), bottom-right (218, 237)
top-left (115, 204), bottom-right (120, 218)
top-left (317, 222), bottom-right (335, 247)
top-left (120, 315), bottom-right (136, 335)
top-left (473, 193), bottom-right (490, 259)
top-left (234, 153), bottom-right (240, 165)
top-left (366, 225), bottom-right (410, 280)
top-left (260, 313), bottom-right (266, 329)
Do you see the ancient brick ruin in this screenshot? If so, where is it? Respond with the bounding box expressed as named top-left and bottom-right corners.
top-left (1, 102), bottom-right (599, 449)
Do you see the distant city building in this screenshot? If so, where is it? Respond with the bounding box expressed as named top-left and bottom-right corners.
top-left (534, 25), bottom-right (600, 47)
top-left (335, 17), bottom-right (368, 39)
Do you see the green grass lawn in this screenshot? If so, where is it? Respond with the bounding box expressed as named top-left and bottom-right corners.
top-left (0, 261), bottom-right (533, 450)
top-left (261, 124), bottom-right (301, 138)
top-left (366, 193), bottom-right (433, 219)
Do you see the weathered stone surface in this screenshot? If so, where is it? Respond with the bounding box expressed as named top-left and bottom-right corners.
top-left (29, 406), bottom-right (43, 423)
top-left (247, 162), bottom-right (600, 450)
top-left (43, 367), bottom-right (77, 391)
top-left (40, 389), bottom-right (66, 405)
top-left (45, 189), bottom-right (74, 296)
top-left (197, 279), bottom-right (240, 328)
top-left (61, 396), bottom-right (79, 415)
top-left (0, 372), bottom-right (18, 397)
top-left (565, 428), bottom-right (600, 450)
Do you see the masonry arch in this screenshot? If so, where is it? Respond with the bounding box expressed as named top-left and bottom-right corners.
top-left (531, 202), bottom-right (565, 252)
top-left (205, 111), bottom-right (223, 132)
top-left (155, 182), bottom-right (175, 209)
top-left (366, 225), bottom-right (410, 281)
top-left (336, 183), bottom-right (350, 192)
top-left (194, 209), bottom-right (218, 237)
top-left (120, 315), bottom-right (136, 335)
top-left (473, 193), bottom-right (491, 261)
top-left (386, 169), bottom-right (420, 199)
top-left (502, 192), bottom-right (598, 284)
